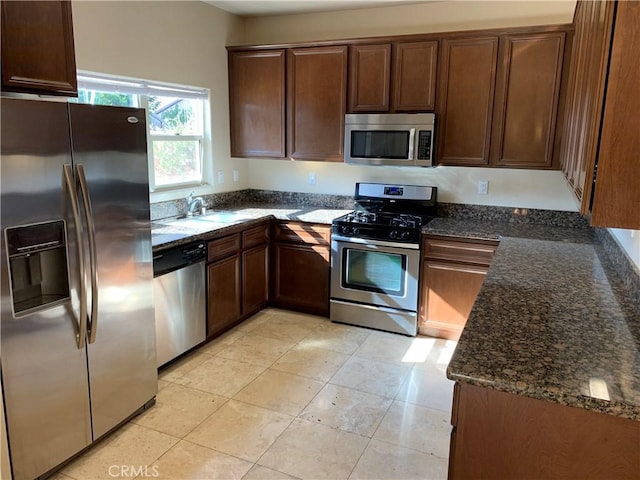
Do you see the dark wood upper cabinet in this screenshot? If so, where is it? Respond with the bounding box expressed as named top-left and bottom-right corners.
top-left (393, 41), bottom-right (438, 111)
top-left (490, 32), bottom-right (566, 168)
top-left (559, 1), bottom-right (614, 212)
top-left (436, 37), bottom-right (498, 166)
top-left (287, 46), bottom-right (348, 161)
top-left (228, 50), bottom-right (286, 158)
top-left (347, 40), bottom-right (437, 113)
top-left (1, 0), bottom-right (77, 96)
top-left (228, 24), bottom-right (570, 170)
top-left (348, 44), bottom-right (391, 112)
top-left (590, 1), bottom-right (640, 229)
top-left (558, 0), bottom-right (638, 229)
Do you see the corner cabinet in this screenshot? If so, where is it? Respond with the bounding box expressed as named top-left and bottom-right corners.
top-left (347, 40), bottom-right (437, 113)
top-left (287, 46), bottom-right (348, 161)
top-left (1, 0), bottom-right (77, 96)
top-left (228, 50), bottom-right (286, 158)
top-left (270, 221), bottom-right (331, 316)
top-left (418, 235), bottom-right (498, 340)
top-left (206, 222), bottom-right (269, 338)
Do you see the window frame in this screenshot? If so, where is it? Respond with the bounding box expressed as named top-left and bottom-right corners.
top-left (74, 71), bottom-right (211, 195)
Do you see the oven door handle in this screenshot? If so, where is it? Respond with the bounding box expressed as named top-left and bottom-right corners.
top-left (331, 234), bottom-right (420, 250)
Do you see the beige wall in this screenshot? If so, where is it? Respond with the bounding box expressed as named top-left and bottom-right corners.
top-left (241, 0), bottom-right (576, 45)
top-left (72, 0), bottom-right (246, 202)
top-left (240, 0), bottom-right (578, 211)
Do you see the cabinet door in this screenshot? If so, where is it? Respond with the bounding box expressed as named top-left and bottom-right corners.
top-left (348, 44), bottom-right (391, 112)
top-left (1, 1), bottom-right (77, 96)
top-left (419, 260), bottom-right (488, 340)
top-left (271, 243), bottom-right (330, 316)
top-left (559, 1), bottom-right (614, 213)
top-left (243, 244), bottom-right (268, 316)
top-left (393, 41), bottom-right (438, 112)
top-left (287, 46), bottom-right (348, 161)
top-left (437, 37), bottom-right (498, 166)
top-left (229, 49), bottom-right (286, 158)
top-left (590, 1), bottom-right (640, 229)
top-left (207, 255), bottom-right (241, 337)
top-left (491, 32), bottom-right (565, 168)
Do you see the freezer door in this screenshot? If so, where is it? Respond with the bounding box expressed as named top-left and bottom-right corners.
top-left (69, 104), bottom-right (157, 439)
top-left (0, 98), bottom-right (92, 479)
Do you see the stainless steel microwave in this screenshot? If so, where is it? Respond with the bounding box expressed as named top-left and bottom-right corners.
top-left (344, 113), bottom-right (435, 167)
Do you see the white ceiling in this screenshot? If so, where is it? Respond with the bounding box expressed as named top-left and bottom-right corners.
top-left (205, 0), bottom-right (431, 17)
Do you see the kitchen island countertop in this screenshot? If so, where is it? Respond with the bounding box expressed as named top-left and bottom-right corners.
top-left (425, 217), bottom-right (640, 421)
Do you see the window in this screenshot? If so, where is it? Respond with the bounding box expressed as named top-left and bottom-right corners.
top-left (74, 72), bottom-right (209, 191)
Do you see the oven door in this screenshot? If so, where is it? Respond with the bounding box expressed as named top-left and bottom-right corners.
top-left (330, 235), bottom-right (420, 312)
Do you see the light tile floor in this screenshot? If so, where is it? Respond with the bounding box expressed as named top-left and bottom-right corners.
top-left (55, 308), bottom-right (457, 480)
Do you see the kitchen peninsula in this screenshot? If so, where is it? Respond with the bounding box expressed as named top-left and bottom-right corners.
top-left (426, 217), bottom-right (640, 479)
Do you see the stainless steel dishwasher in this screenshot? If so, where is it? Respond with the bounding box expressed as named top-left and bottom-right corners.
top-left (153, 241), bottom-right (207, 367)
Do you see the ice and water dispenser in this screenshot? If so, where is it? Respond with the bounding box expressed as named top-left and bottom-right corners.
top-left (5, 221), bottom-right (70, 317)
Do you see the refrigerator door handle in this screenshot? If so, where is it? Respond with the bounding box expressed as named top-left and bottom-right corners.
top-left (63, 164), bottom-right (88, 349)
top-left (76, 164), bottom-right (99, 344)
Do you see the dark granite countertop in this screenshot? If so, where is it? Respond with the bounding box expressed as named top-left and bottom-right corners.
top-left (434, 219), bottom-right (640, 421)
top-left (151, 204), bottom-right (350, 250)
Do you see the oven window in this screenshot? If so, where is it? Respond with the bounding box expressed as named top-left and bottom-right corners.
top-left (343, 248), bottom-right (406, 295)
top-left (350, 130), bottom-right (410, 159)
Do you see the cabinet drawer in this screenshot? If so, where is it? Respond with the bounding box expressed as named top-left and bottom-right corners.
top-left (207, 233), bottom-right (241, 262)
top-left (423, 236), bottom-right (498, 266)
top-left (272, 221), bottom-right (331, 245)
top-left (242, 223), bottom-right (269, 249)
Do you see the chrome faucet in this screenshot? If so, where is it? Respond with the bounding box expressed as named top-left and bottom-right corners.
top-left (186, 191), bottom-right (207, 217)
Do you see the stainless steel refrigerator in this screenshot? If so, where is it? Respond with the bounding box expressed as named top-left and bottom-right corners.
top-left (0, 97), bottom-right (157, 480)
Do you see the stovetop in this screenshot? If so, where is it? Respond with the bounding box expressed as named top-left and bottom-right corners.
top-left (332, 182), bottom-right (438, 243)
top-left (333, 211), bottom-right (435, 243)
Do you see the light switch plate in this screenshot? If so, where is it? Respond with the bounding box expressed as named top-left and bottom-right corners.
top-left (477, 180), bottom-right (489, 195)
top-left (233, 170), bottom-right (239, 182)
top-left (308, 172), bottom-right (317, 185)
top-left (217, 171), bottom-right (224, 184)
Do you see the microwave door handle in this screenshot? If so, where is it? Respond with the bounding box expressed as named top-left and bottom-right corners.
top-left (408, 128), bottom-right (416, 160)
top-left (63, 164), bottom-right (88, 349)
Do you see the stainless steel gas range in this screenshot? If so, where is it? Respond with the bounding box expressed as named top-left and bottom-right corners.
top-left (330, 183), bottom-right (437, 336)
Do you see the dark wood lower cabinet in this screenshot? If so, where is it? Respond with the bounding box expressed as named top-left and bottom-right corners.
top-left (270, 221), bottom-right (331, 317)
top-left (450, 382), bottom-right (640, 480)
top-left (242, 244), bottom-right (268, 316)
top-left (419, 235), bottom-right (498, 340)
top-left (270, 243), bottom-right (330, 316)
top-left (420, 261), bottom-right (488, 340)
top-left (207, 254), bottom-right (242, 337)
top-left (206, 222), bottom-right (269, 338)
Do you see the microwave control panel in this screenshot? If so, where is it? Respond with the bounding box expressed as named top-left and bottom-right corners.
top-left (417, 131), bottom-right (432, 160)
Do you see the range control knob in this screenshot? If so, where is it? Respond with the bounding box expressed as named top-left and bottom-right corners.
top-left (389, 230), bottom-right (398, 239)
top-left (400, 231), bottom-right (410, 240)
top-left (352, 227), bottom-right (360, 236)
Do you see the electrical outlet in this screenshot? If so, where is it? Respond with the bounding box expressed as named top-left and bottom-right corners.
top-left (308, 172), bottom-right (317, 185)
top-left (217, 171), bottom-right (224, 184)
top-left (233, 170), bottom-right (239, 182)
top-left (477, 180), bottom-right (489, 195)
